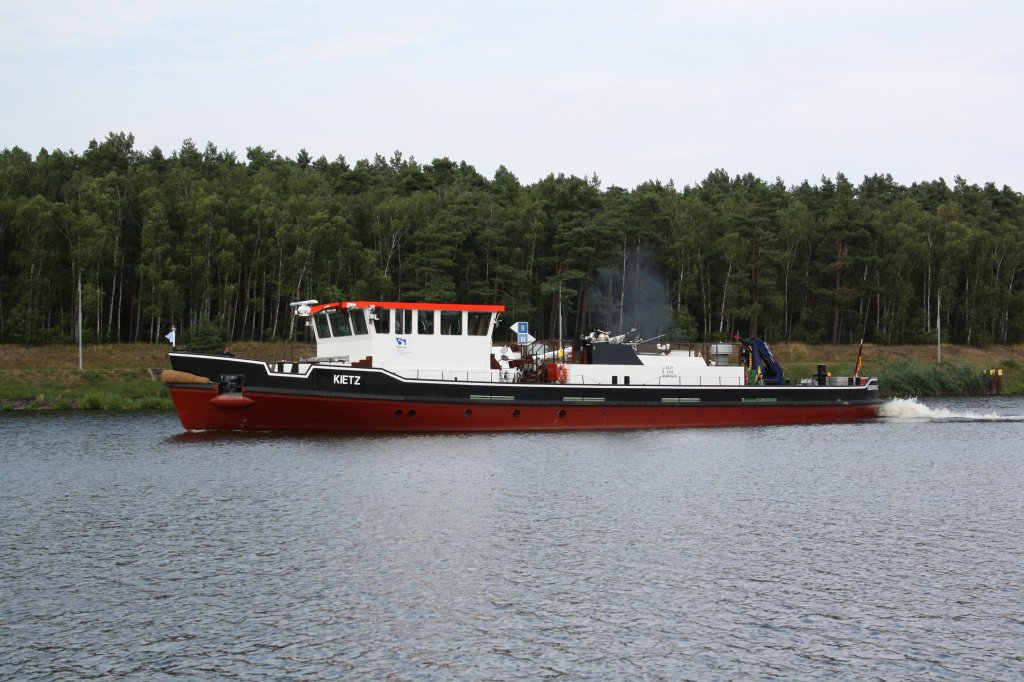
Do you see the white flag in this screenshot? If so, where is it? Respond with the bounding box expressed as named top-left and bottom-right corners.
top-left (165, 329), bottom-right (176, 345)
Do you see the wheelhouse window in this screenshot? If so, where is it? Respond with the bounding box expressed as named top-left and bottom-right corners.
top-left (326, 308), bottom-right (352, 337)
top-left (467, 312), bottom-right (491, 336)
top-left (350, 309), bottom-right (368, 335)
top-left (314, 312), bottom-right (332, 338)
top-left (373, 308), bottom-right (390, 334)
top-left (394, 309), bottom-right (413, 335)
top-left (418, 310), bottom-right (434, 334)
top-left (441, 310), bottom-right (462, 335)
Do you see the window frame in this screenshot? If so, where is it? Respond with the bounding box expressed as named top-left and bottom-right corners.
top-left (417, 309), bottom-right (435, 335)
top-left (440, 310), bottom-right (463, 335)
top-left (373, 308), bottom-right (390, 334)
top-left (350, 309), bottom-right (368, 335)
top-left (314, 312), bottom-right (332, 338)
top-left (467, 312), bottom-right (491, 336)
top-left (394, 309), bottom-right (413, 335)
top-left (327, 308), bottom-right (352, 337)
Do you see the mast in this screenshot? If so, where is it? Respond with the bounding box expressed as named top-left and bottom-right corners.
top-left (558, 283), bottom-right (564, 360)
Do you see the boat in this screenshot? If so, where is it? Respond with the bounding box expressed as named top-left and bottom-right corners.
top-left (163, 299), bottom-right (882, 432)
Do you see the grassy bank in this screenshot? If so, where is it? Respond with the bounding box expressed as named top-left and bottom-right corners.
top-left (773, 342), bottom-right (1024, 396)
top-left (0, 367), bottom-right (173, 410)
top-left (0, 341), bottom-right (313, 411)
top-left (1, 340), bottom-right (1021, 410)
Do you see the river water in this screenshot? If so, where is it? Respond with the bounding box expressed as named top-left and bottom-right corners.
top-left (1, 397), bottom-right (1023, 680)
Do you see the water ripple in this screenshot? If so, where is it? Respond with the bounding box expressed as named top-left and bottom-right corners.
top-left (1, 405), bottom-right (1023, 679)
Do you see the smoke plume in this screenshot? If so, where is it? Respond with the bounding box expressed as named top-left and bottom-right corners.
top-left (586, 243), bottom-right (676, 341)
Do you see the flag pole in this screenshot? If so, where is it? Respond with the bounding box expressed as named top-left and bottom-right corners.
top-left (77, 268), bottom-right (83, 370)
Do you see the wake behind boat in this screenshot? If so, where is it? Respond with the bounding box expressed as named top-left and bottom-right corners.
top-left (164, 299), bottom-right (881, 432)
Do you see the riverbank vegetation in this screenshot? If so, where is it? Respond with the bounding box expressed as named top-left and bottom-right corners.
top-left (3, 133), bottom-right (1024, 351)
top-left (0, 368), bottom-right (171, 410)
top-left (1, 342), bottom-right (1021, 410)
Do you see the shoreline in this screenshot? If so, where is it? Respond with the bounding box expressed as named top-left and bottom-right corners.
top-left (2, 341), bottom-right (1021, 411)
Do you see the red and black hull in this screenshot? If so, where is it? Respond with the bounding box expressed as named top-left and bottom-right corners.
top-left (166, 352), bottom-right (882, 432)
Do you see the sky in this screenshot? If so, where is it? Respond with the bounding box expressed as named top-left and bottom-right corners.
top-left (2, 0), bottom-right (1023, 190)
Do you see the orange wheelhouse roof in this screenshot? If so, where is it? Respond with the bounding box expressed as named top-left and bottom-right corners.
top-left (309, 301), bottom-right (505, 315)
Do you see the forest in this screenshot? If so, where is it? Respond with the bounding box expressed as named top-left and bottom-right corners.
top-left (2, 132), bottom-right (1023, 348)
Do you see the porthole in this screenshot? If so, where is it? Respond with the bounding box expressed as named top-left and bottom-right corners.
top-left (408, 409), bottom-right (416, 418)
top-left (558, 409), bottom-right (567, 418)
top-left (394, 409), bottom-right (403, 418)
top-left (512, 409), bottom-right (521, 418)
top-left (464, 409), bottom-right (472, 418)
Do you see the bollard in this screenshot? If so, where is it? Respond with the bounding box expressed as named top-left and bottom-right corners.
top-left (988, 368), bottom-right (1004, 395)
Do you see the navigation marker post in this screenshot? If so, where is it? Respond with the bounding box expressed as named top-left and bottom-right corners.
top-left (511, 321), bottom-right (535, 345)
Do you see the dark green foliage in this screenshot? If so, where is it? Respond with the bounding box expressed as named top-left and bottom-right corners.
top-left (879, 359), bottom-right (990, 397)
top-left (186, 320), bottom-right (224, 353)
top-left (3, 134), bottom-right (1024, 347)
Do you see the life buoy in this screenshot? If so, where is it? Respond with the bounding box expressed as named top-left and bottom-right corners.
top-left (557, 364), bottom-right (568, 383)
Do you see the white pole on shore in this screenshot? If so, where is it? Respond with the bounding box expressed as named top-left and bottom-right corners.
top-left (78, 268), bottom-right (83, 370)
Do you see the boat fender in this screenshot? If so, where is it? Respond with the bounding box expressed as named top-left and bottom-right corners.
top-left (161, 369), bottom-right (211, 384)
top-left (210, 392), bottom-right (255, 409)
top-left (557, 364), bottom-right (568, 383)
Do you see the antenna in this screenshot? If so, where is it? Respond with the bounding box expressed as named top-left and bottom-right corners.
top-left (290, 299), bottom-right (318, 317)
